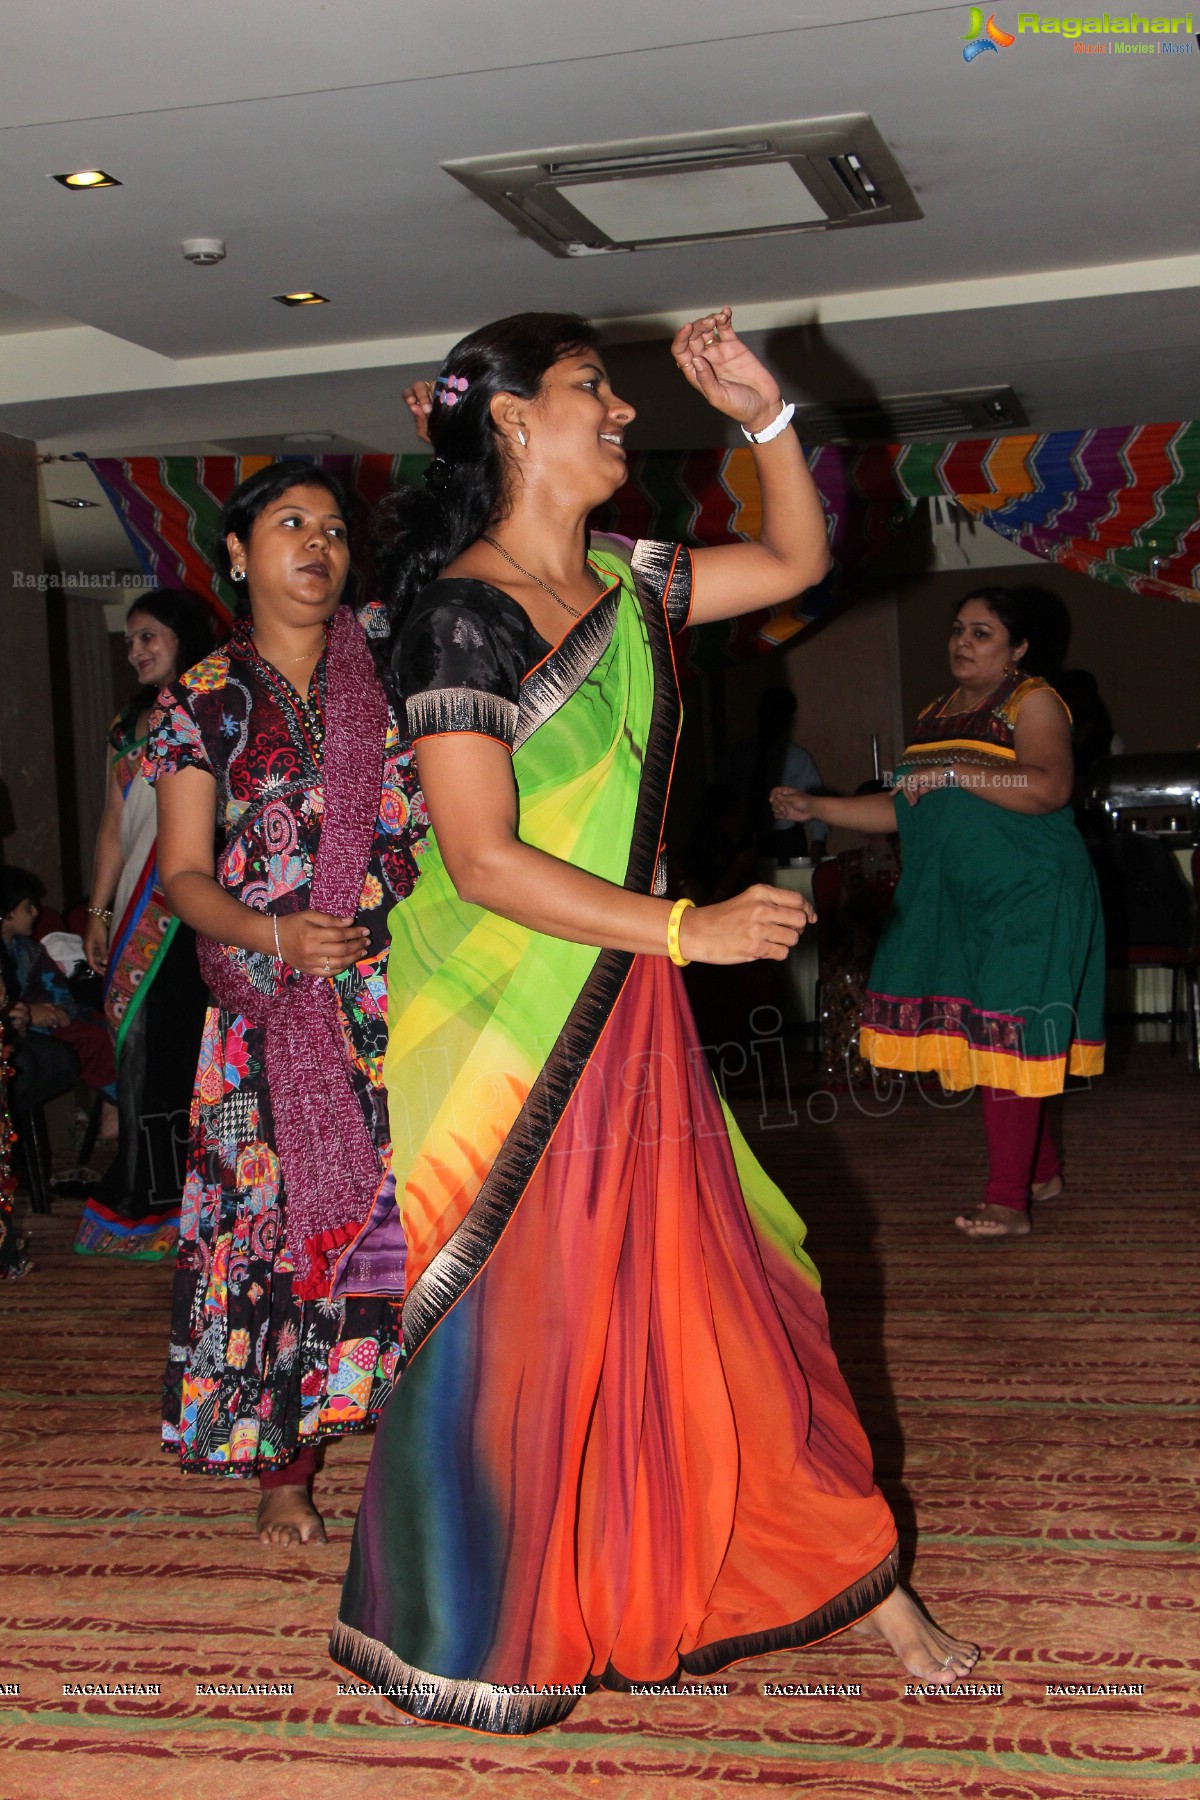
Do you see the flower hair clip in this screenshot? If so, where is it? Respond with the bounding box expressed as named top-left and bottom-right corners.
top-left (433, 373), bottom-right (469, 407)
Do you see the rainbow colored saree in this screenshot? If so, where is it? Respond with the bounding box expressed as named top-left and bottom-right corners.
top-left (75, 727), bottom-right (205, 1259)
top-left (103, 733), bottom-right (177, 1061)
top-left (331, 541), bottom-right (898, 1733)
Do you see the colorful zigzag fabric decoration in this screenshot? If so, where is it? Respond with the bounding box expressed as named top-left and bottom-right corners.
top-left (88, 421), bottom-right (1200, 664)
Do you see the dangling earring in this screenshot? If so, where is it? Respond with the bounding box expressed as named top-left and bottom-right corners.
top-left (231, 567), bottom-right (246, 583)
top-left (517, 430), bottom-right (527, 447)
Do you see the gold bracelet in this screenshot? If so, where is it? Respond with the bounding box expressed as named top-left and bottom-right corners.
top-left (666, 897), bottom-right (695, 967)
top-left (87, 905), bottom-right (113, 923)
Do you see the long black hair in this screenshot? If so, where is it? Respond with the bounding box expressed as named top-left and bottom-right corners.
top-left (956, 584), bottom-right (1071, 679)
top-left (372, 312), bottom-right (601, 632)
top-left (215, 461), bottom-right (354, 619)
top-left (113, 587), bottom-right (218, 746)
top-left (0, 865), bottom-right (44, 920)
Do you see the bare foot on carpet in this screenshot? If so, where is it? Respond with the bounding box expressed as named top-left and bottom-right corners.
top-left (858, 1588), bottom-right (979, 1684)
top-left (954, 1202), bottom-right (1031, 1239)
top-left (255, 1487), bottom-right (327, 1547)
top-left (1031, 1175), bottom-right (1064, 1204)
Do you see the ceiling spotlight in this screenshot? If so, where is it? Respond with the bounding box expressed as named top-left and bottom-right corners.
top-left (49, 496), bottom-right (102, 509)
top-left (52, 169), bottom-right (121, 189)
top-left (274, 291), bottom-right (330, 306)
top-left (181, 237), bottom-right (226, 265)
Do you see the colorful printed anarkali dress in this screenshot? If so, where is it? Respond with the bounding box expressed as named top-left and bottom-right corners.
top-left (860, 672), bottom-right (1106, 1095)
top-left (143, 616), bottom-right (427, 1475)
top-left (331, 540), bottom-right (899, 1733)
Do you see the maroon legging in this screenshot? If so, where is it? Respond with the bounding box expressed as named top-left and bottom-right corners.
top-left (981, 1088), bottom-right (1061, 1212)
top-left (259, 1445), bottom-right (319, 1491)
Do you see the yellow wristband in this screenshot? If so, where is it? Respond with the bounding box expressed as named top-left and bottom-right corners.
top-left (666, 897), bottom-right (695, 967)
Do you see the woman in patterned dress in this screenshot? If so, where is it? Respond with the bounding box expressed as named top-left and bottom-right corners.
top-left (77, 589), bottom-right (215, 1259)
top-left (145, 464), bottom-right (426, 1544)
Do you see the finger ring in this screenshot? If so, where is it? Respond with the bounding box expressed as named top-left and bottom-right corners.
top-left (703, 333), bottom-right (715, 347)
top-left (323, 958), bottom-right (330, 975)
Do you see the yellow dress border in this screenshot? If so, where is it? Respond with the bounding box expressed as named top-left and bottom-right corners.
top-left (859, 1027), bottom-right (1105, 1097)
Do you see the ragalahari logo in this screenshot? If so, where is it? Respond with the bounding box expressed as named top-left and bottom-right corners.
top-left (962, 8), bottom-right (1017, 58)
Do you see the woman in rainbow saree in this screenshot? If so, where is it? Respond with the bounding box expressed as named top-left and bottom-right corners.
top-left (77, 591), bottom-right (215, 1259)
top-left (332, 308), bottom-right (978, 1731)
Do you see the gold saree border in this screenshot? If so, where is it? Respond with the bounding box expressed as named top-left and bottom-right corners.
top-left (330, 1545), bottom-right (899, 1734)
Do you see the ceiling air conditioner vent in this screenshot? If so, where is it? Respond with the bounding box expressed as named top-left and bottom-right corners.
top-left (443, 116), bottom-right (920, 258)
top-left (794, 388), bottom-right (1027, 445)
top-left (827, 152), bottom-right (884, 213)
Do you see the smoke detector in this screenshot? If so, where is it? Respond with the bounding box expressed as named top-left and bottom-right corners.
top-left (181, 237), bottom-right (226, 265)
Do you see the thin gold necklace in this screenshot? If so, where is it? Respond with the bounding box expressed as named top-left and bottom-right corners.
top-left (481, 535), bottom-right (603, 620)
top-left (252, 632), bottom-right (326, 666)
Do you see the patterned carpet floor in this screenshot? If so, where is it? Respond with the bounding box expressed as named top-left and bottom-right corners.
top-left (0, 1040), bottom-right (1196, 1799)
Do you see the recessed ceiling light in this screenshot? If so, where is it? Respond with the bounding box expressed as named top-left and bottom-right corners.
top-left (49, 496), bottom-right (102, 508)
top-left (52, 169), bottom-right (121, 190)
top-left (274, 291), bottom-right (330, 307)
top-left (282, 431), bottom-right (337, 445)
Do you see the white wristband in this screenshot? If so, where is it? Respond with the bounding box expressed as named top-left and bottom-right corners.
top-left (741, 401), bottom-right (795, 445)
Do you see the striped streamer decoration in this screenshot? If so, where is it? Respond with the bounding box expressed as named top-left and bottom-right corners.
top-left (88, 454), bottom-right (428, 629)
top-left (89, 424), bottom-right (1199, 662)
top-left (89, 450), bottom-right (906, 667)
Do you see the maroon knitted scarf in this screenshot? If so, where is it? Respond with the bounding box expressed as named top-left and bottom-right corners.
top-left (196, 604), bottom-right (389, 1295)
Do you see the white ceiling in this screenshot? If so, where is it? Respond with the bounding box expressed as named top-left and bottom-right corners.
top-left (3, 0), bottom-right (1199, 498)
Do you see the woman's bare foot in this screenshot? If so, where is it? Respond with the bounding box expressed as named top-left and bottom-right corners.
top-left (954, 1202), bottom-right (1030, 1239)
top-left (1031, 1174), bottom-right (1064, 1204)
top-left (860, 1588), bottom-right (979, 1684)
top-left (255, 1486), bottom-right (327, 1547)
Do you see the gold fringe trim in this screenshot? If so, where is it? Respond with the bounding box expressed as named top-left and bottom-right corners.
top-left (515, 590), bottom-right (618, 750)
top-left (330, 1545), bottom-right (899, 1735)
top-left (329, 1621), bottom-right (582, 1734)
top-left (407, 686), bottom-right (518, 748)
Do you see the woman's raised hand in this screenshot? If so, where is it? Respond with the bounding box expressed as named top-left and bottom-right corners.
top-left (770, 785), bottom-right (817, 824)
top-left (275, 910), bottom-right (371, 977)
top-left (670, 307), bottom-right (782, 433)
top-left (678, 883), bottom-right (814, 966)
top-left (402, 380), bottom-right (435, 445)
